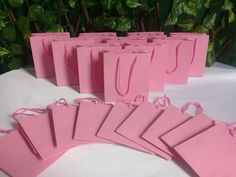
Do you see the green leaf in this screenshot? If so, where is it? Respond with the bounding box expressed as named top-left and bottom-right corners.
top-left (28, 4), bottom-right (44, 21)
top-left (229, 11), bottom-right (235, 23)
top-left (10, 43), bottom-right (23, 56)
top-left (2, 26), bottom-right (16, 42)
top-left (105, 17), bottom-right (117, 30)
top-left (7, 0), bottom-right (24, 8)
top-left (222, 0), bottom-right (233, 11)
top-left (204, 0), bottom-right (212, 8)
top-left (202, 13), bottom-right (217, 30)
top-left (0, 20), bottom-right (7, 30)
top-left (177, 20), bottom-right (194, 31)
top-left (116, 1), bottom-right (127, 15)
top-left (7, 57), bottom-right (23, 70)
top-left (116, 17), bottom-right (131, 32)
top-left (0, 47), bottom-right (10, 57)
top-left (194, 26), bottom-right (209, 33)
top-left (126, 0), bottom-right (141, 8)
top-left (208, 42), bottom-right (214, 53)
top-left (165, 14), bottom-right (178, 26)
top-left (0, 11), bottom-right (8, 20)
top-left (47, 24), bottom-right (64, 32)
top-left (68, 0), bottom-right (77, 8)
top-left (81, 0), bottom-right (96, 8)
top-left (206, 52), bottom-right (215, 66)
top-left (183, 1), bottom-right (197, 16)
top-left (17, 16), bottom-right (31, 38)
top-left (41, 10), bottom-right (57, 26)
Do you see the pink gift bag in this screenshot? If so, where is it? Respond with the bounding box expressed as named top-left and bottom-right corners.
top-left (51, 38), bottom-right (94, 86)
top-left (78, 35), bottom-right (118, 43)
top-left (0, 129), bottom-right (65, 177)
top-left (103, 50), bottom-right (150, 102)
top-left (141, 100), bottom-right (202, 157)
top-left (107, 37), bottom-right (147, 47)
top-left (125, 41), bottom-right (168, 91)
top-left (161, 105), bottom-right (215, 149)
top-left (153, 38), bottom-right (193, 84)
top-left (174, 123), bottom-right (236, 177)
top-left (77, 44), bottom-right (122, 93)
top-left (30, 34), bottom-right (70, 78)
top-left (79, 32), bottom-right (117, 36)
top-left (128, 32), bottom-right (165, 36)
top-left (96, 97), bottom-right (153, 154)
top-left (12, 108), bottom-right (67, 160)
top-left (31, 32), bottom-right (70, 36)
top-left (73, 98), bottom-right (113, 143)
top-left (170, 33), bottom-right (209, 76)
top-left (115, 98), bottom-right (173, 160)
top-left (48, 99), bottom-right (89, 148)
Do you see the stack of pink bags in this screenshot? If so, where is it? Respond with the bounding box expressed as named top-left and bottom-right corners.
top-left (1, 96), bottom-right (236, 177)
top-left (29, 32), bottom-right (209, 102)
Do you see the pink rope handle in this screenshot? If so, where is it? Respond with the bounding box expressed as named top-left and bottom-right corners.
top-left (74, 97), bottom-right (104, 105)
top-left (190, 38), bottom-right (197, 64)
top-left (227, 122), bottom-right (236, 137)
top-left (64, 44), bottom-right (78, 75)
top-left (115, 56), bottom-right (137, 96)
top-left (12, 108), bottom-right (48, 122)
top-left (48, 98), bottom-right (69, 109)
top-left (121, 95), bottom-right (145, 107)
top-left (153, 95), bottom-right (171, 109)
top-left (166, 42), bottom-right (182, 74)
top-left (181, 102), bottom-right (204, 115)
top-left (0, 129), bottom-right (14, 134)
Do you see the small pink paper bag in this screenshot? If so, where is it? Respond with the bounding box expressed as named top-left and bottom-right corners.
top-left (116, 101), bottom-right (172, 159)
top-left (51, 39), bottom-right (94, 86)
top-left (103, 50), bottom-right (150, 102)
top-left (73, 98), bottom-right (113, 143)
top-left (79, 32), bottom-right (117, 36)
top-left (0, 129), bottom-right (65, 177)
top-left (12, 108), bottom-right (66, 160)
top-left (174, 123), bottom-right (236, 177)
top-left (77, 44), bottom-right (122, 93)
top-left (125, 41), bottom-right (168, 91)
top-left (141, 101), bottom-right (199, 157)
top-left (30, 34), bottom-right (70, 78)
top-left (96, 101), bottom-right (153, 154)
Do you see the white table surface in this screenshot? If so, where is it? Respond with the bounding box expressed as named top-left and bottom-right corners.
top-left (0, 62), bottom-right (236, 177)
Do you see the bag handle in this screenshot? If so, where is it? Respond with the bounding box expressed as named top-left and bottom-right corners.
top-left (0, 129), bottom-right (14, 134)
top-left (115, 56), bottom-right (137, 96)
top-left (166, 43), bottom-right (181, 74)
top-left (190, 38), bottom-right (197, 64)
top-left (121, 95), bottom-right (145, 107)
top-left (227, 123), bottom-right (236, 137)
top-left (47, 98), bottom-right (69, 108)
top-left (12, 108), bottom-right (48, 122)
top-left (153, 95), bottom-right (171, 109)
top-left (181, 102), bottom-right (204, 116)
top-left (64, 44), bottom-right (78, 75)
top-left (74, 97), bottom-right (104, 105)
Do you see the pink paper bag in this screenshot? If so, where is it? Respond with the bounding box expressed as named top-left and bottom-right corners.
top-left (12, 108), bottom-right (66, 160)
top-left (116, 101), bottom-right (172, 159)
top-left (141, 101), bottom-right (200, 157)
top-left (77, 44), bottom-right (122, 93)
top-left (128, 32), bottom-right (165, 36)
top-left (31, 32), bottom-right (70, 36)
top-left (107, 37), bottom-right (147, 47)
top-left (103, 50), bottom-right (150, 102)
top-left (73, 98), bottom-right (113, 143)
top-left (79, 32), bottom-right (117, 36)
top-left (174, 123), bottom-right (236, 177)
top-left (125, 41), bottom-right (168, 91)
top-left (30, 34), bottom-right (70, 78)
top-left (170, 32), bottom-right (209, 76)
top-left (96, 101), bottom-right (153, 154)
top-left (0, 129), bottom-right (65, 177)
top-left (51, 39), bottom-right (94, 86)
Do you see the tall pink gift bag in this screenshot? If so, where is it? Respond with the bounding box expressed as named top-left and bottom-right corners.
top-left (116, 96), bottom-right (173, 160)
top-left (51, 38), bottom-right (94, 86)
top-left (103, 50), bottom-right (150, 102)
top-left (170, 32), bottom-right (209, 76)
top-left (12, 107), bottom-right (67, 160)
top-left (30, 34), bottom-right (70, 78)
top-left (0, 129), bottom-right (65, 177)
top-left (77, 44), bottom-right (122, 93)
top-left (73, 98), bottom-right (113, 143)
top-left (96, 96), bottom-right (153, 154)
top-left (125, 41), bottom-right (168, 91)
top-left (174, 123), bottom-right (236, 177)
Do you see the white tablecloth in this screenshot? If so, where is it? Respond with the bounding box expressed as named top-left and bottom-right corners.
top-left (0, 62), bottom-right (236, 177)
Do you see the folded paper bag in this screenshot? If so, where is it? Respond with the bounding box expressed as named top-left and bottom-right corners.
top-left (73, 98), bottom-right (113, 143)
top-left (174, 123), bottom-right (236, 177)
top-left (116, 97), bottom-right (173, 160)
top-left (0, 129), bottom-right (65, 177)
top-left (96, 97), bottom-right (153, 154)
top-left (12, 108), bottom-right (67, 160)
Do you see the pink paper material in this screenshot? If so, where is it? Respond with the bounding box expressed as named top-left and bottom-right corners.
top-left (96, 102), bottom-right (153, 154)
top-left (0, 129), bottom-right (65, 177)
top-left (14, 111), bottom-right (66, 160)
top-left (170, 33), bottom-right (209, 77)
top-left (141, 105), bottom-right (192, 157)
top-left (51, 39), bottom-right (94, 86)
top-left (77, 44), bottom-right (122, 93)
top-left (107, 39), bottom-right (147, 47)
top-left (161, 113), bottom-right (214, 148)
top-left (79, 32), bottom-right (117, 36)
top-left (174, 123), bottom-right (236, 177)
top-left (73, 101), bottom-right (113, 143)
top-left (103, 50), bottom-right (150, 102)
top-left (30, 35), bottom-right (70, 78)
top-left (31, 32), bottom-right (70, 36)
top-left (125, 41), bottom-right (168, 91)
top-left (116, 101), bottom-right (172, 159)
top-left (128, 32), bottom-right (165, 36)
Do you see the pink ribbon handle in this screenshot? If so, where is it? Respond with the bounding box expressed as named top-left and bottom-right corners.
top-left (181, 102), bottom-right (204, 116)
top-left (74, 97), bottom-right (104, 105)
top-left (0, 129), bottom-right (14, 134)
top-left (227, 123), bottom-right (236, 137)
top-left (12, 108), bottom-right (48, 122)
top-left (166, 42), bottom-right (181, 74)
top-left (153, 95), bottom-right (171, 109)
top-left (47, 98), bottom-right (69, 109)
top-left (115, 56), bottom-right (137, 96)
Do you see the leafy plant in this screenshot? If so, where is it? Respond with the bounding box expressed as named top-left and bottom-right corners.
top-left (0, 0), bottom-right (235, 74)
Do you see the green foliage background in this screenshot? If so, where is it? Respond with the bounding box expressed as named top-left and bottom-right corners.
top-left (0, 0), bottom-right (235, 74)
